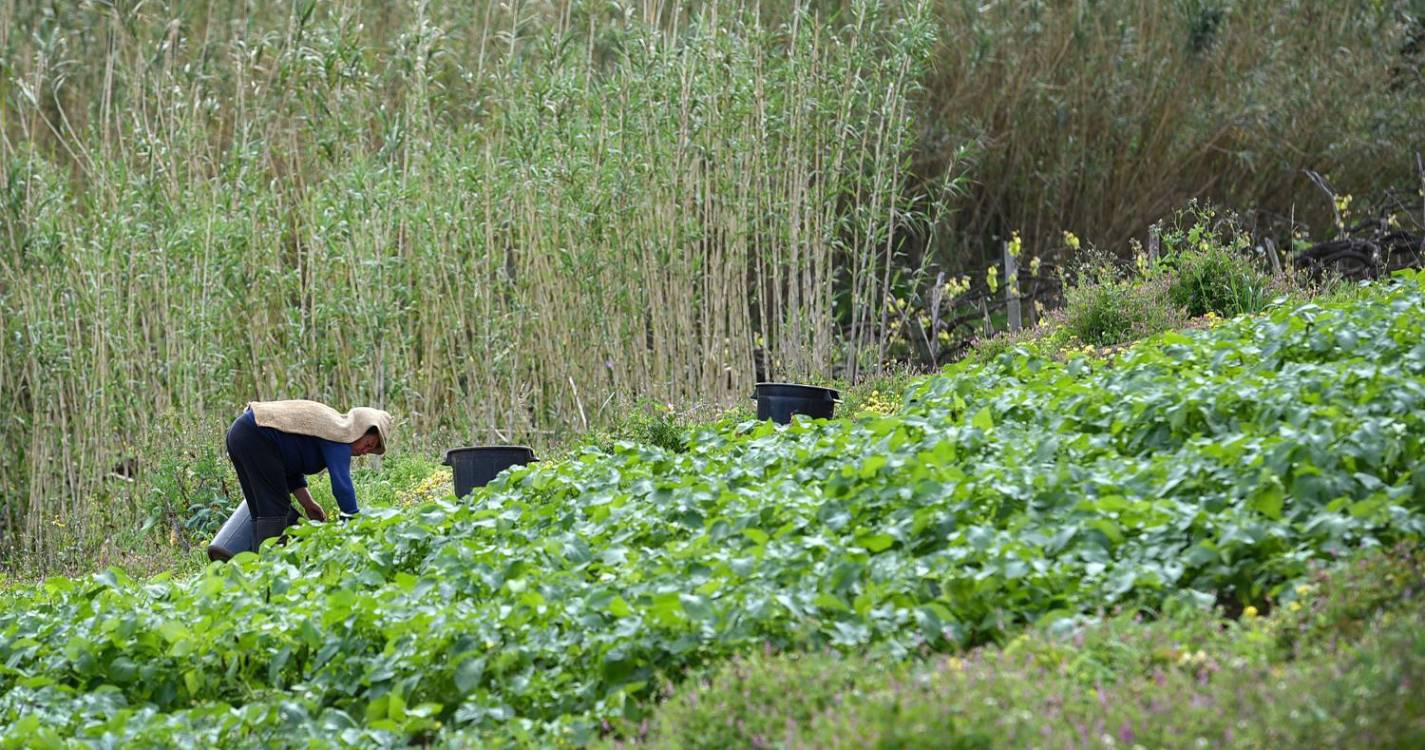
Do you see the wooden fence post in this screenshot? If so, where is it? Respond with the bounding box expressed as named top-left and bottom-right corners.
top-left (1264, 237), bottom-right (1282, 276)
top-left (1004, 240), bottom-right (1021, 332)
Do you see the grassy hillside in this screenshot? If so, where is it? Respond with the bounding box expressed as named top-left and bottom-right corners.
top-left (1, 271), bottom-right (1421, 748)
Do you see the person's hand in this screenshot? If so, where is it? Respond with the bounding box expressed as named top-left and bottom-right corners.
top-left (292, 487), bottom-right (327, 523)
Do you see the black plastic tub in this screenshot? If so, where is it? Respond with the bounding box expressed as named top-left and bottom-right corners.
top-left (444, 446), bottom-right (537, 498)
top-left (753, 382), bottom-right (840, 424)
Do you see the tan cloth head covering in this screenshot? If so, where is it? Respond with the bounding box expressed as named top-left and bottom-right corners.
top-left (248, 400), bottom-right (392, 454)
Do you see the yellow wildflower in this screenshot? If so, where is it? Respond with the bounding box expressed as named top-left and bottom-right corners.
top-left (943, 275), bottom-right (971, 299)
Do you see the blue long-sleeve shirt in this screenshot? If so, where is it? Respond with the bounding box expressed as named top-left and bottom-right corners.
top-left (240, 409), bottom-right (359, 515)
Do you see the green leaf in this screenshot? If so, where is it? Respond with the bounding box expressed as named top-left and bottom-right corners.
top-left (1251, 479), bottom-right (1285, 520)
top-left (389, 691), bottom-right (407, 722)
top-left (814, 592), bottom-right (851, 612)
top-left (454, 657), bottom-right (485, 693)
top-left (649, 593), bottom-right (685, 626)
top-left (971, 406), bottom-right (995, 431)
top-left (607, 596), bottom-right (633, 618)
top-left (366, 694), bottom-right (390, 722)
top-left (1087, 518), bottom-right (1124, 545)
top-left (855, 533), bottom-right (895, 553)
top-left (158, 621), bottom-right (189, 644)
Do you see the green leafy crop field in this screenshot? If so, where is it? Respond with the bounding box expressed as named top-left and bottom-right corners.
top-left (3, 272), bottom-right (1423, 748)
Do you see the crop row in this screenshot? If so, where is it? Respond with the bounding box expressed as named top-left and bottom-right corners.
top-left (2, 273), bottom-right (1423, 747)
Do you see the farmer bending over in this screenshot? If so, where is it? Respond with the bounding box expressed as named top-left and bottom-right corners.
top-left (211, 399), bottom-right (392, 561)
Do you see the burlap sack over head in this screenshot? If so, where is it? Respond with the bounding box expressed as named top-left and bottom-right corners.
top-left (248, 400), bottom-right (392, 454)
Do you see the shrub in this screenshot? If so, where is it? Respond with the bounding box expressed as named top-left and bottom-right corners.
top-left (624, 652), bottom-right (867, 750)
top-left (144, 445), bottom-right (235, 544)
top-left (1062, 267), bottom-right (1186, 346)
top-left (840, 366), bottom-right (922, 417)
top-left (1166, 244), bottom-right (1273, 318)
top-left (582, 402), bottom-right (690, 454)
top-left (960, 321), bottom-right (1068, 366)
top-left (347, 454), bottom-right (448, 509)
top-left (1153, 202), bottom-right (1279, 318)
top-left (615, 546), bottom-right (1425, 750)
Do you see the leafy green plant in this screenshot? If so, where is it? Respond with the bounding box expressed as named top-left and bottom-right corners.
top-left (1154, 204), bottom-right (1278, 318)
top-left (1062, 266), bottom-right (1187, 346)
top-left (144, 446), bottom-right (235, 544)
top-left (346, 454), bottom-right (448, 510)
top-left (838, 366), bottom-right (921, 416)
top-left (2, 272), bottom-right (1424, 747)
top-left (582, 402), bottom-right (691, 455)
top-left (617, 546), bottom-right (1425, 750)
top-left (1165, 243), bottom-right (1273, 318)
top-left (961, 321), bottom-right (1068, 366)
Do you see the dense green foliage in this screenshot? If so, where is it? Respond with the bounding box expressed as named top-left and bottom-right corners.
top-left (616, 547), bottom-right (1425, 749)
top-left (1157, 207), bottom-right (1278, 319)
top-left (2, 272), bottom-right (1422, 747)
top-left (1062, 270), bottom-right (1187, 346)
top-left (1057, 208), bottom-right (1282, 346)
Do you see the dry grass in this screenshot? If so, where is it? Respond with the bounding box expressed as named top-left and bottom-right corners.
top-left (917, 0), bottom-right (1425, 266)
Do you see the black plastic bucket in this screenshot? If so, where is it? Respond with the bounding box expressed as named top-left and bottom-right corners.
top-left (753, 382), bottom-right (840, 424)
top-left (444, 446), bottom-right (537, 498)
